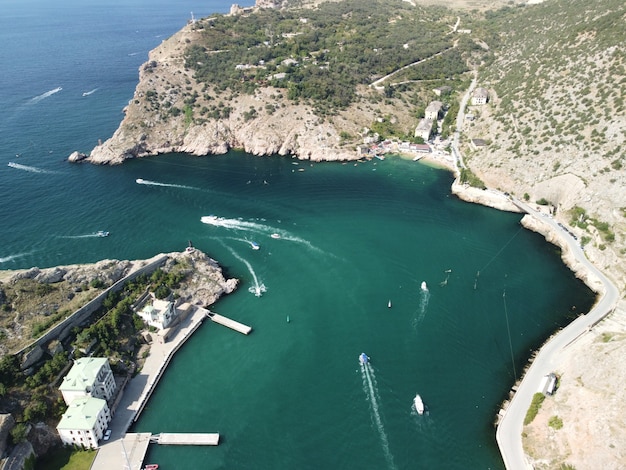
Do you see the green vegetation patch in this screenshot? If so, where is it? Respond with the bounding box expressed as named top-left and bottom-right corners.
top-left (459, 167), bottom-right (486, 189)
top-left (184, 0), bottom-right (470, 114)
top-left (36, 447), bottom-right (96, 470)
top-left (548, 415), bottom-right (563, 430)
top-left (524, 392), bottom-right (546, 425)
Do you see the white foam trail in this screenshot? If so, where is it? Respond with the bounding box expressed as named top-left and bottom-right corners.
top-left (413, 284), bottom-right (431, 328)
top-left (82, 88), bottom-right (98, 96)
top-left (58, 232), bottom-right (107, 239)
top-left (136, 178), bottom-right (199, 190)
top-left (0, 253), bottom-right (28, 263)
top-left (7, 162), bottom-right (54, 174)
top-left (202, 215), bottom-right (279, 235)
top-left (28, 87), bottom-right (62, 104)
top-left (360, 363), bottom-right (396, 469)
top-left (201, 215), bottom-right (325, 253)
top-left (219, 241), bottom-right (266, 297)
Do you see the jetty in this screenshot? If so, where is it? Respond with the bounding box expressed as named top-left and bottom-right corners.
top-left (207, 310), bottom-right (252, 335)
top-left (152, 433), bottom-right (220, 446)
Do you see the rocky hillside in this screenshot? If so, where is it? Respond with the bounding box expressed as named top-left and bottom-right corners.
top-left (464, 0), bottom-right (626, 288)
top-left (77, 0), bottom-right (483, 165)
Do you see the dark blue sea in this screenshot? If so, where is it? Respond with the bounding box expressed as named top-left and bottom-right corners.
top-left (0, 1), bottom-right (595, 469)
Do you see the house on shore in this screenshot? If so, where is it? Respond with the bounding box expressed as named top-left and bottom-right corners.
top-left (425, 101), bottom-right (443, 120)
top-left (433, 86), bottom-right (451, 97)
top-left (59, 357), bottom-right (116, 406)
top-left (137, 294), bottom-right (177, 330)
top-left (471, 87), bottom-right (489, 105)
top-left (471, 138), bottom-right (488, 150)
top-left (57, 397), bottom-right (111, 449)
top-left (414, 119), bottom-right (434, 141)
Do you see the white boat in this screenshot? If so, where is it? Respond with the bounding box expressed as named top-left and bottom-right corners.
top-left (414, 394), bottom-right (424, 415)
top-left (96, 231), bottom-right (109, 237)
top-left (388, 300), bottom-right (392, 308)
top-left (136, 178), bottom-right (145, 184)
top-left (359, 353), bottom-right (369, 365)
top-left (271, 233), bottom-right (281, 239)
top-left (250, 241), bottom-right (260, 250)
top-left (421, 281), bottom-right (428, 291)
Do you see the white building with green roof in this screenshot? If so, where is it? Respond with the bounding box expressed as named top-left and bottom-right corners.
top-left (57, 397), bottom-right (111, 449)
top-left (59, 357), bottom-right (116, 406)
top-left (137, 294), bottom-right (176, 330)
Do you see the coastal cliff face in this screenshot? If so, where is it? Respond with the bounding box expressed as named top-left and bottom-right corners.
top-left (85, 22), bottom-right (410, 165)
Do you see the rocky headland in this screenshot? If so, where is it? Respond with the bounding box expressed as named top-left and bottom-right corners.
top-left (0, 249), bottom-right (236, 468)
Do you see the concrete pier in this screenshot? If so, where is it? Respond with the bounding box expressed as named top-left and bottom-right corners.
top-left (154, 433), bottom-right (220, 446)
top-left (208, 311), bottom-right (252, 335)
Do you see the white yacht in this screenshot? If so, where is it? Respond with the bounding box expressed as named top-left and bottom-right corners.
top-left (414, 394), bottom-right (424, 415)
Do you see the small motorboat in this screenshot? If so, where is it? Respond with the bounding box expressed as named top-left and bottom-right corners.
top-left (271, 233), bottom-right (281, 239)
top-left (144, 465), bottom-right (159, 470)
top-left (359, 353), bottom-right (369, 365)
top-left (96, 231), bottom-right (109, 237)
top-left (421, 281), bottom-right (428, 291)
top-left (250, 241), bottom-right (260, 250)
top-left (388, 300), bottom-right (392, 308)
top-left (136, 178), bottom-right (145, 184)
top-left (414, 394), bottom-right (424, 415)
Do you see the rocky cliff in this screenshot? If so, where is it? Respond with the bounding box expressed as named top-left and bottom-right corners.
top-left (82, 23), bottom-right (369, 165)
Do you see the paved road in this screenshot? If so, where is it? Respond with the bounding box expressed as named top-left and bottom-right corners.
top-left (496, 198), bottom-right (620, 469)
top-left (450, 70), bottom-right (476, 171)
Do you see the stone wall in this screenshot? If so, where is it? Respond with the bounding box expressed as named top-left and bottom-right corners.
top-left (16, 255), bottom-right (169, 365)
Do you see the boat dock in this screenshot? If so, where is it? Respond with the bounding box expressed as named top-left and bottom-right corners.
top-left (207, 311), bottom-right (252, 335)
top-left (152, 433), bottom-right (220, 446)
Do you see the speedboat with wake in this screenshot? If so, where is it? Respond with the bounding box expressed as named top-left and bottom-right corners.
top-left (96, 231), bottom-right (109, 237)
top-left (421, 281), bottom-right (428, 291)
top-left (414, 394), bottom-right (424, 415)
top-left (250, 241), bottom-right (260, 250)
top-left (359, 353), bottom-right (370, 365)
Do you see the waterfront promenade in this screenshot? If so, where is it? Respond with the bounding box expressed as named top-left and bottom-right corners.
top-left (495, 198), bottom-right (620, 469)
top-left (91, 307), bottom-right (208, 470)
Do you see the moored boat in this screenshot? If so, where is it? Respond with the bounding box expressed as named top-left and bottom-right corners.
top-left (359, 353), bottom-right (369, 365)
top-left (144, 465), bottom-right (159, 470)
top-left (414, 394), bottom-right (424, 415)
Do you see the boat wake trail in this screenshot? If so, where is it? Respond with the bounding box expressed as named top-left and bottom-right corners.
top-left (82, 88), bottom-right (98, 96)
top-left (413, 281), bottom-right (430, 328)
top-left (136, 178), bottom-right (199, 191)
top-left (58, 232), bottom-right (108, 239)
top-left (28, 87), bottom-right (62, 105)
top-left (201, 215), bottom-right (325, 253)
top-left (7, 162), bottom-right (55, 174)
top-left (360, 363), bottom-right (396, 470)
top-left (0, 252), bottom-right (29, 264)
top-left (202, 215), bottom-right (275, 235)
top-left (218, 241), bottom-right (266, 297)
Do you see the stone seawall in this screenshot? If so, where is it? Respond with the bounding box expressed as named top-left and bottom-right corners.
top-left (17, 255), bottom-right (169, 366)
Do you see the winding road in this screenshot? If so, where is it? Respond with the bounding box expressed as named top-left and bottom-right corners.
top-left (496, 198), bottom-right (620, 469)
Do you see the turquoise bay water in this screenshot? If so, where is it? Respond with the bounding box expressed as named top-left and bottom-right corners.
top-left (0, 2), bottom-right (595, 469)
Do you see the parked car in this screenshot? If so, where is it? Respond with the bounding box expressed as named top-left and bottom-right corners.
top-left (103, 429), bottom-right (112, 441)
